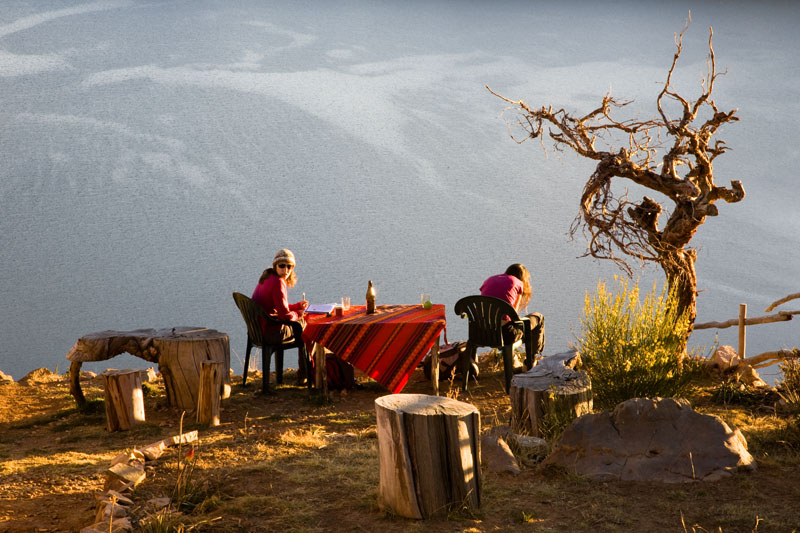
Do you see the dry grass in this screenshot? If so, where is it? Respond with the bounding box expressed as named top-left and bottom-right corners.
top-left (1, 362), bottom-right (800, 532)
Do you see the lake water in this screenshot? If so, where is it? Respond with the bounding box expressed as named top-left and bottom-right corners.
top-left (1, 1), bottom-right (798, 384)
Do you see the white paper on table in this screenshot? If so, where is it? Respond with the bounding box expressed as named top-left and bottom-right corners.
top-left (305, 303), bottom-right (338, 314)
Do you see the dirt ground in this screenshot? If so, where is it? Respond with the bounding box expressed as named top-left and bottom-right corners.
top-left (1, 362), bottom-right (799, 533)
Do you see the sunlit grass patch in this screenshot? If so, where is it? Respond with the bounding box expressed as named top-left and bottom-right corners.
top-left (743, 415), bottom-right (800, 457)
top-left (0, 449), bottom-right (108, 476)
top-left (219, 494), bottom-right (288, 517)
top-left (279, 426), bottom-right (328, 449)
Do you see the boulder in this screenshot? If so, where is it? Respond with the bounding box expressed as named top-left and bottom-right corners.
top-left (710, 345), bottom-right (740, 371)
top-left (708, 345), bottom-right (768, 387)
top-left (544, 397), bottom-right (755, 483)
top-left (0, 370), bottom-right (13, 383)
top-left (19, 367), bottom-right (62, 385)
top-left (481, 426), bottom-right (521, 475)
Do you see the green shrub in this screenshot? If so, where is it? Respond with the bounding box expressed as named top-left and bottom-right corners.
top-left (777, 356), bottom-right (800, 413)
top-left (575, 277), bottom-right (698, 410)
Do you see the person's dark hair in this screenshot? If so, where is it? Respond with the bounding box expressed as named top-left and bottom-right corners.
top-left (505, 263), bottom-right (532, 310)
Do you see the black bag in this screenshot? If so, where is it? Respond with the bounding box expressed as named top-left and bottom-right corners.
top-left (325, 353), bottom-right (356, 390)
top-left (422, 341), bottom-right (475, 381)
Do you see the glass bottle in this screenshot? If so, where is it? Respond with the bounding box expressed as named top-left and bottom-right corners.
top-left (366, 280), bottom-right (376, 314)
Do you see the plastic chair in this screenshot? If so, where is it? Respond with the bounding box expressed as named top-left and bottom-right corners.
top-left (454, 295), bottom-right (533, 393)
top-left (232, 292), bottom-right (311, 393)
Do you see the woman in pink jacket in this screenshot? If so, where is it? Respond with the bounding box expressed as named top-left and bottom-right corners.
top-left (480, 263), bottom-right (545, 368)
top-left (252, 249), bottom-right (309, 380)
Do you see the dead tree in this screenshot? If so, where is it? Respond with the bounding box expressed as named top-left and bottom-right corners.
top-left (489, 19), bottom-right (745, 326)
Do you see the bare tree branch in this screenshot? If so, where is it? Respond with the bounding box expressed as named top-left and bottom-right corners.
top-left (489, 20), bottom-right (745, 325)
top-left (765, 293), bottom-right (800, 312)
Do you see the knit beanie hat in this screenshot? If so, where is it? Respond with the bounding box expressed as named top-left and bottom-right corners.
top-left (272, 248), bottom-right (296, 266)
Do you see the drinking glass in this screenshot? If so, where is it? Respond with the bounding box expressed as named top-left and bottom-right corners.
top-left (341, 297), bottom-right (351, 310)
top-left (420, 293), bottom-right (431, 306)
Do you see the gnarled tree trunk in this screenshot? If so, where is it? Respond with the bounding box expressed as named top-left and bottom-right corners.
top-left (490, 20), bottom-right (746, 332)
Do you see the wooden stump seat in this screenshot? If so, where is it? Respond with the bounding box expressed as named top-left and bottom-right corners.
top-left (101, 369), bottom-right (145, 432)
top-left (510, 350), bottom-right (593, 438)
top-left (196, 360), bottom-right (222, 426)
top-left (375, 394), bottom-right (481, 519)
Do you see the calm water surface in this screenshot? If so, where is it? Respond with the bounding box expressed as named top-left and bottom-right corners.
top-left (1, 1), bottom-right (798, 383)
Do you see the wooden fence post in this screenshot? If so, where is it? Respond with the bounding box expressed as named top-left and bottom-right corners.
top-left (738, 303), bottom-right (747, 360)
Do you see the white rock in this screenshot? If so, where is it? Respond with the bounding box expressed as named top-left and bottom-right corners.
top-left (710, 345), bottom-right (740, 370)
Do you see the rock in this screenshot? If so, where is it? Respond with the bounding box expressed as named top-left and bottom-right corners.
top-left (165, 430), bottom-right (198, 447)
top-left (105, 462), bottom-right (146, 490)
top-left (735, 364), bottom-right (768, 388)
top-left (81, 517), bottom-right (132, 532)
top-left (146, 497), bottom-right (171, 510)
top-left (0, 370), bottom-right (13, 383)
top-left (95, 499), bottom-right (129, 523)
top-left (103, 490), bottom-right (134, 506)
top-left (110, 451), bottom-right (145, 468)
top-left (544, 397), bottom-right (755, 483)
top-left (508, 434), bottom-right (548, 467)
top-left (707, 346), bottom-right (767, 387)
top-left (710, 345), bottom-right (740, 371)
top-left (138, 440), bottom-right (169, 461)
top-left (19, 367), bottom-right (62, 385)
top-left (481, 431), bottom-right (521, 475)
top-left (141, 367), bottom-right (159, 382)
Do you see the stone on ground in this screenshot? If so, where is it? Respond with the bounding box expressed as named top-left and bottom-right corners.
top-left (481, 425), bottom-right (520, 475)
top-left (544, 397), bottom-right (755, 483)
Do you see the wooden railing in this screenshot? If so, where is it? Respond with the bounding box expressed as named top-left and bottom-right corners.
top-left (694, 292), bottom-right (800, 369)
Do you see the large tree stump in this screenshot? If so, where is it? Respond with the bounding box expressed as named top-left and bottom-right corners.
top-left (510, 350), bottom-right (592, 438)
top-left (66, 328), bottom-right (231, 410)
top-left (196, 360), bottom-right (222, 426)
top-left (158, 330), bottom-right (231, 410)
top-left (101, 369), bottom-right (145, 432)
top-left (374, 394), bottom-right (481, 519)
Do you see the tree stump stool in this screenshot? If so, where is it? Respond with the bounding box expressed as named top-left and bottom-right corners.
top-left (196, 360), bottom-right (222, 426)
top-left (510, 350), bottom-right (593, 438)
top-left (101, 369), bottom-right (146, 432)
top-left (374, 394), bottom-right (481, 519)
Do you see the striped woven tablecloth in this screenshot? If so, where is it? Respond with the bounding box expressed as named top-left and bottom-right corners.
top-left (303, 304), bottom-right (446, 393)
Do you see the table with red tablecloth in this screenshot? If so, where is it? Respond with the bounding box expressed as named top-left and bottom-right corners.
top-left (303, 304), bottom-right (446, 393)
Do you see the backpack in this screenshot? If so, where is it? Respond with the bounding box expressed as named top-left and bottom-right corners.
top-left (325, 353), bottom-right (356, 390)
top-left (422, 341), bottom-right (475, 381)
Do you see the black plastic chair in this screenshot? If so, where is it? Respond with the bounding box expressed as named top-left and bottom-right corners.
top-left (232, 292), bottom-right (311, 393)
top-left (454, 295), bottom-right (533, 393)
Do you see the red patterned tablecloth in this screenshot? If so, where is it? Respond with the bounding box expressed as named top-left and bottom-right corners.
top-left (303, 304), bottom-right (446, 393)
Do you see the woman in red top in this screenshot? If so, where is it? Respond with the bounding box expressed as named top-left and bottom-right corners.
top-left (480, 263), bottom-right (545, 367)
top-left (252, 249), bottom-right (309, 380)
